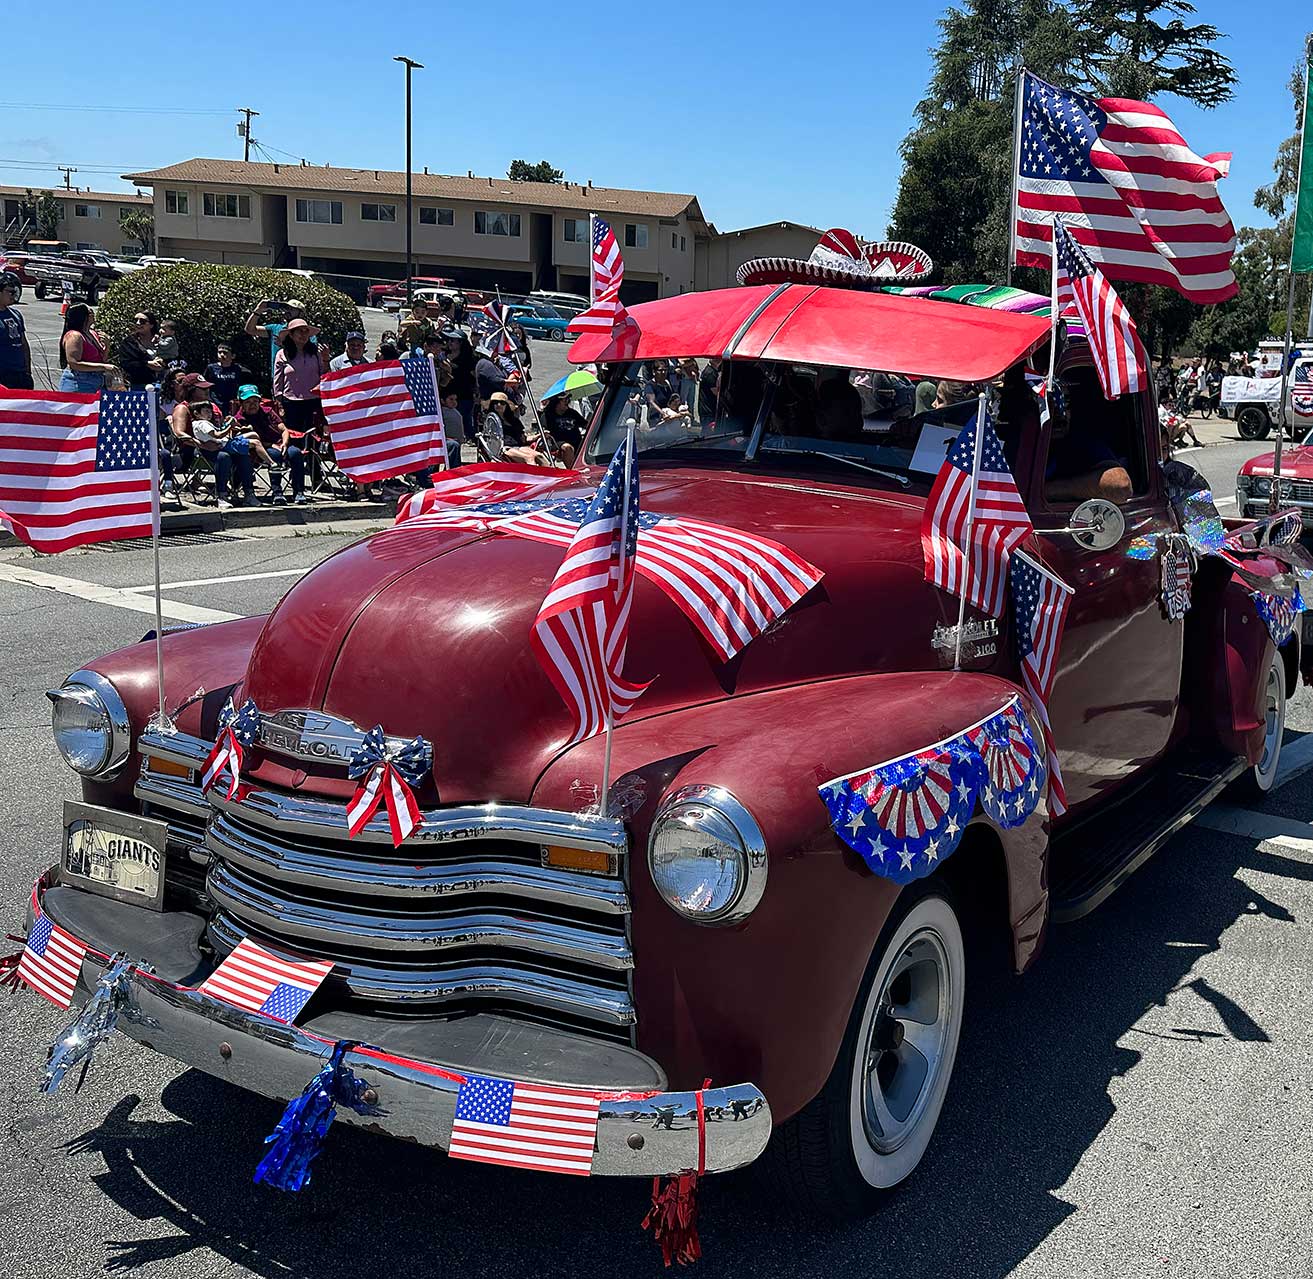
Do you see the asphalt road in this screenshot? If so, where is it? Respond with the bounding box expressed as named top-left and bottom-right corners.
top-left (2, 516), bottom-right (1313, 1279)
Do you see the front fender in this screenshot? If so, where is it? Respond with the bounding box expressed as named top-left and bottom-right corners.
top-left (530, 670), bottom-right (1048, 1124)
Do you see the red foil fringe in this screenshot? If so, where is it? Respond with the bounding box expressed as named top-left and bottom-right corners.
top-left (642, 1079), bottom-right (710, 1266)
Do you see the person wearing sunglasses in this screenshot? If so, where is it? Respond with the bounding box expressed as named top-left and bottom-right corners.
top-left (117, 310), bottom-right (166, 390)
top-left (0, 271), bottom-right (32, 390)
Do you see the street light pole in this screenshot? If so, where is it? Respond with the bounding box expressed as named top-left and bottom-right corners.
top-left (394, 55), bottom-right (423, 305)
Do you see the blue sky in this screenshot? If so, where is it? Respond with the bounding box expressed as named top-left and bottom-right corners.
top-left (1, 1), bottom-right (1306, 237)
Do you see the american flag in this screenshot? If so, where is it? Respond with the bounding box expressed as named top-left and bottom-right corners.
top-left (319, 356), bottom-right (447, 483)
top-left (199, 936), bottom-right (333, 1022)
top-left (0, 388), bottom-right (155, 554)
top-left (448, 1074), bottom-right (602, 1175)
top-left (481, 301), bottom-right (519, 356)
top-left (18, 911), bottom-right (88, 1009)
top-left (921, 405), bottom-right (1032, 617)
top-left (530, 432), bottom-right (649, 743)
top-left (568, 216), bottom-right (629, 335)
top-left (1010, 550), bottom-right (1074, 816)
top-left (397, 463), bottom-right (569, 521)
top-left (1013, 71), bottom-right (1236, 304)
top-left (1052, 220), bottom-right (1148, 399)
top-left (1292, 361), bottom-right (1313, 419)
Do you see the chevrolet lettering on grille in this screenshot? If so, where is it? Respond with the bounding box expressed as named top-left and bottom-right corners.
top-left (257, 710), bottom-right (406, 766)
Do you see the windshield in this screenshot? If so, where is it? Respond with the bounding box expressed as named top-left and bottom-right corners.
top-left (584, 359), bottom-right (1019, 486)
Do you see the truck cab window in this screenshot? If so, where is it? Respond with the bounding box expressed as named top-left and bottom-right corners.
top-left (1043, 362), bottom-right (1146, 506)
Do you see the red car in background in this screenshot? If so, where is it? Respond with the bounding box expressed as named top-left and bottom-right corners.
top-left (366, 275), bottom-right (455, 308)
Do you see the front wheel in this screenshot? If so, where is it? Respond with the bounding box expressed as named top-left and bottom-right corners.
top-left (34, 281), bottom-right (47, 300)
top-left (760, 884), bottom-right (966, 1218)
top-left (1237, 406), bottom-right (1271, 440)
top-left (1234, 649), bottom-right (1286, 800)
top-left (551, 328), bottom-right (567, 342)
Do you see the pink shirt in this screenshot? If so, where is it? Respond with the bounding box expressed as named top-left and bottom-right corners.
top-left (273, 347), bottom-right (322, 400)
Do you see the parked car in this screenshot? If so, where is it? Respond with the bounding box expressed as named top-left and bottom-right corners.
top-left (369, 276), bottom-right (456, 309)
top-left (1224, 353), bottom-right (1313, 440)
top-left (28, 282), bottom-right (1297, 1221)
top-left (1235, 364), bottom-right (1313, 523)
top-left (507, 301), bottom-right (572, 341)
top-left (28, 250), bottom-right (125, 303)
top-left (2, 241), bottom-right (70, 286)
top-left (531, 289), bottom-right (590, 312)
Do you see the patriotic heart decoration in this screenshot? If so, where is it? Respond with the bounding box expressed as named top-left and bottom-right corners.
top-left (201, 698), bottom-right (262, 800)
top-left (819, 695), bottom-right (1044, 883)
top-left (346, 726), bottom-right (433, 846)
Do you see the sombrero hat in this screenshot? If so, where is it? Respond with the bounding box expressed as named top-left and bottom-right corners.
top-left (737, 228), bottom-right (934, 289)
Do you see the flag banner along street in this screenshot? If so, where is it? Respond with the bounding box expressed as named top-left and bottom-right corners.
top-left (1294, 52), bottom-right (1312, 274)
top-left (0, 387), bottom-right (155, 554)
top-left (1010, 549), bottom-right (1075, 816)
top-left (569, 216), bottom-right (630, 335)
top-left (1012, 70), bottom-right (1237, 304)
top-left (17, 911), bottom-right (89, 1009)
top-left (319, 356), bottom-right (447, 483)
top-left (1052, 220), bottom-right (1149, 399)
top-left (199, 937), bottom-right (334, 1023)
top-left (922, 405), bottom-right (1033, 617)
top-left (448, 1074), bottom-right (603, 1175)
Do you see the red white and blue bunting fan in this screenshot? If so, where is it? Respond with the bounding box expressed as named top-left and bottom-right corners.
top-left (201, 698), bottom-right (261, 799)
top-left (1254, 587), bottom-right (1304, 645)
top-left (346, 726), bottom-right (432, 846)
top-left (819, 696), bottom-right (1043, 882)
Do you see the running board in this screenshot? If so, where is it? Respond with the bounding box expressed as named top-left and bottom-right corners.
top-left (1050, 750), bottom-right (1245, 921)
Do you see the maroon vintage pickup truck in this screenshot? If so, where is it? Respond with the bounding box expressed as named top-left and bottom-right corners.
top-left (28, 280), bottom-right (1297, 1220)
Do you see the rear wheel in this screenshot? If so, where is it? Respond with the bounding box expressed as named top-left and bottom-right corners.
top-left (1237, 406), bottom-right (1271, 440)
top-left (34, 281), bottom-right (47, 300)
top-left (552, 328), bottom-right (567, 342)
top-left (760, 884), bottom-right (966, 1218)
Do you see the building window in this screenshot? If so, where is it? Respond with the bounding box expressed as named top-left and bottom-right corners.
top-left (419, 206), bottom-right (454, 226)
top-left (361, 202), bottom-right (396, 222)
top-left (164, 190), bottom-right (189, 215)
top-left (203, 192), bottom-right (252, 219)
top-left (680, 235), bottom-right (686, 252)
top-left (474, 211), bottom-right (521, 237)
top-left (294, 198), bottom-right (342, 225)
top-left (624, 223), bottom-right (648, 249)
top-left (74, 204), bottom-right (100, 219)
top-left (563, 218), bottom-right (588, 243)
top-left (75, 242), bottom-right (96, 250)
top-left (671, 232), bottom-right (678, 249)
top-left (121, 244), bottom-right (138, 256)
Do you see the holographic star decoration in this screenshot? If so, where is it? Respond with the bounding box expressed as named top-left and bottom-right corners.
top-left (1162, 459), bottom-right (1225, 554)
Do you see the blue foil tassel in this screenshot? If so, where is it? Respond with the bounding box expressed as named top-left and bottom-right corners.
top-left (254, 1041), bottom-right (379, 1192)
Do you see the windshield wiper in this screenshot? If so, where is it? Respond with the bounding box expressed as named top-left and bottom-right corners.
top-left (758, 445), bottom-right (911, 487)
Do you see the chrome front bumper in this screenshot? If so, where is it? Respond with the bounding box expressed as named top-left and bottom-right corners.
top-left (35, 881), bottom-right (772, 1179)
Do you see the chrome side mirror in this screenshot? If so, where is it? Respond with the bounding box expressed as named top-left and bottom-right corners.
top-left (1036, 498), bottom-right (1125, 551)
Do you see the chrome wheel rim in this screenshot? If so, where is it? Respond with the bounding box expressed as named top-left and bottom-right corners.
top-left (1257, 661), bottom-right (1283, 781)
top-left (860, 927), bottom-right (953, 1155)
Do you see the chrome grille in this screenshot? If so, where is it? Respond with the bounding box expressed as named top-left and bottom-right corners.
top-left (136, 728), bottom-right (635, 1041)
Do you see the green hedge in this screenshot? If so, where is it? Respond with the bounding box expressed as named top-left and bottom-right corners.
top-left (96, 263), bottom-right (362, 387)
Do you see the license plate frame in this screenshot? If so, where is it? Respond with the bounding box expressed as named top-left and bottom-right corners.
top-left (60, 801), bottom-right (169, 911)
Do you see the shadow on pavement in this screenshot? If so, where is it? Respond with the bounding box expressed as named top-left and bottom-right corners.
top-left (63, 818), bottom-right (1308, 1279)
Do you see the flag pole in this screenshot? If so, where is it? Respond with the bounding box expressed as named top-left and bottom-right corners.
top-left (1047, 216), bottom-right (1061, 394)
top-left (599, 423), bottom-right (635, 819)
top-left (494, 285), bottom-right (555, 462)
top-left (953, 392), bottom-right (989, 671)
top-left (426, 351), bottom-right (448, 472)
top-left (1007, 67), bottom-right (1026, 287)
top-left (588, 213), bottom-right (598, 304)
top-left (1273, 50), bottom-right (1311, 512)
top-left (145, 384), bottom-right (174, 736)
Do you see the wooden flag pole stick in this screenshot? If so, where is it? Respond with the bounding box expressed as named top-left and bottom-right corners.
top-left (145, 385), bottom-right (174, 735)
top-left (599, 424), bottom-right (636, 820)
top-left (953, 392), bottom-right (989, 671)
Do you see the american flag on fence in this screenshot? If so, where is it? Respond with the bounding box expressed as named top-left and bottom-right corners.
top-left (448, 1073), bottom-right (602, 1175)
top-left (318, 356), bottom-right (447, 483)
top-left (18, 911), bottom-right (88, 1009)
top-left (1013, 70), bottom-right (1236, 304)
top-left (198, 936), bottom-right (333, 1022)
top-left (530, 433), bottom-right (649, 743)
top-left (568, 216), bottom-right (629, 335)
top-left (1010, 550), bottom-right (1074, 816)
top-left (1052, 220), bottom-right (1148, 399)
top-left (0, 388), bottom-right (155, 554)
top-left (921, 404), bottom-right (1033, 617)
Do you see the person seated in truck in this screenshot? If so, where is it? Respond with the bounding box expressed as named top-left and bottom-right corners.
top-left (814, 375), bottom-right (865, 444)
top-left (1044, 366), bottom-right (1134, 505)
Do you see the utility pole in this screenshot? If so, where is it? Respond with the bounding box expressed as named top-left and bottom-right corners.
top-left (57, 166), bottom-right (77, 191)
top-left (393, 56), bottom-right (423, 303)
top-left (236, 106), bottom-right (260, 162)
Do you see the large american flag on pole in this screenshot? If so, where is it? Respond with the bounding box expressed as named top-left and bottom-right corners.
top-left (1012, 70), bottom-right (1236, 304)
top-left (568, 216), bottom-right (629, 335)
top-left (921, 404), bottom-right (1033, 617)
top-left (1052, 219), bottom-right (1149, 399)
top-left (1010, 550), bottom-right (1074, 816)
top-left (319, 356), bottom-right (447, 483)
top-left (0, 387), bottom-right (155, 553)
top-left (449, 1074), bottom-right (603, 1175)
top-left (530, 433), bottom-right (648, 744)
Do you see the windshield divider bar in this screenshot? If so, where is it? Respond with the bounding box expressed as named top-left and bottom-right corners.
top-left (723, 284), bottom-right (790, 360)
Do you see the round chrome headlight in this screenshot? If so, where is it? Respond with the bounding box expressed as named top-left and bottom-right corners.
top-left (47, 670), bottom-right (130, 778)
top-left (648, 786), bottom-right (767, 925)
top-left (1255, 476), bottom-right (1272, 495)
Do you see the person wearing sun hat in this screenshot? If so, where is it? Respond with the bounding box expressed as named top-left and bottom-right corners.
top-left (232, 383), bottom-right (307, 505)
top-left (272, 316), bottom-right (328, 436)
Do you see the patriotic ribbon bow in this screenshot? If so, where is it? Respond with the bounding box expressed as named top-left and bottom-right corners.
top-left (346, 726), bottom-right (432, 847)
top-left (201, 698), bottom-right (262, 800)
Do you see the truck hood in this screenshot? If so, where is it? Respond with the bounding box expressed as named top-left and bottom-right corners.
top-left (1241, 446), bottom-right (1313, 477)
top-left (241, 467), bottom-right (966, 803)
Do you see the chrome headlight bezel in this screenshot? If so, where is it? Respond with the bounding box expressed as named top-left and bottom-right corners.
top-left (647, 785), bottom-right (768, 926)
top-left (1254, 476), bottom-right (1272, 496)
top-left (46, 670), bottom-right (131, 779)
top-left (1235, 473), bottom-right (1253, 496)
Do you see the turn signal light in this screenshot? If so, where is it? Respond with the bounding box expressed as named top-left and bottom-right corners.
top-left (542, 844), bottom-right (613, 875)
top-left (147, 755), bottom-right (192, 780)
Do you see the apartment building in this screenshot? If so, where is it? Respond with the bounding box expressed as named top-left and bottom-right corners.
top-left (694, 220), bottom-right (823, 291)
top-left (123, 159), bottom-right (710, 299)
top-left (1, 185), bottom-right (152, 253)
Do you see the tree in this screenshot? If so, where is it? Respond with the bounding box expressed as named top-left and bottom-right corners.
top-left (507, 160), bottom-right (565, 184)
top-left (21, 188), bottom-right (62, 239)
top-left (120, 209), bottom-right (155, 254)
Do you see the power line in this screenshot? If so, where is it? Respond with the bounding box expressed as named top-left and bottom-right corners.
top-left (0, 101), bottom-right (231, 116)
top-left (0, 159), bottom-right (148, 172)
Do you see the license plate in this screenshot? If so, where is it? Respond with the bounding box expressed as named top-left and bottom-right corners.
top-left (61, 801), bottom-right (169, 910)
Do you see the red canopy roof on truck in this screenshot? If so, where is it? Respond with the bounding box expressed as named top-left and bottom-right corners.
top-left (568, 284), bottom-right (1052, 383)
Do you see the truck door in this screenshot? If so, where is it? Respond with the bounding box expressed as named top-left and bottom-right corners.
top-left (1027, 363), bottom-right (1183, 813)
